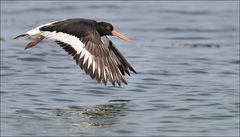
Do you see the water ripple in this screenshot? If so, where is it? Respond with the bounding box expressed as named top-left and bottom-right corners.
top-left (17, 57), bottom-right (46, 62)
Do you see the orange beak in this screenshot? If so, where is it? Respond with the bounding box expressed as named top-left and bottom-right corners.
top-left (111, 30), bottom-right (131, 42)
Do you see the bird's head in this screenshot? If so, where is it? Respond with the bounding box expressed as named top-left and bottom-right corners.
top-left (97, 22), bottom-right (130, 42)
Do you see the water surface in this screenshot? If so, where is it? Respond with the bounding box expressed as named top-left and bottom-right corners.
top-left (1, 1), bottom-right (239, 136)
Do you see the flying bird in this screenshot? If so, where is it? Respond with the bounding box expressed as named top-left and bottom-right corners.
top-left (14, 18), bottom-right (136, 86)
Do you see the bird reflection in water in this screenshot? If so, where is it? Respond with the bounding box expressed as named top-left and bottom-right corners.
top-left (53, 100), bottom-right (130, 128)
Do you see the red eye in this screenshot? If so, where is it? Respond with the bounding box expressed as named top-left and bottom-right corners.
top-left (106, 26), bottom-right (111, 30)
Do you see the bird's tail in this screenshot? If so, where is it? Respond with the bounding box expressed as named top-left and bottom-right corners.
top-left (14, 34), bottom-right (29, 39)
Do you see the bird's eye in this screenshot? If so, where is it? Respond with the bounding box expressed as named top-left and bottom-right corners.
top-left (106, 25), bottom-right (111, 30)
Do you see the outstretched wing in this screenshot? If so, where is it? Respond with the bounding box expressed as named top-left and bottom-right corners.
top-left (101, 36), bottom-right (137, 76)
top-left (39, 20), bottom-right (127, 86)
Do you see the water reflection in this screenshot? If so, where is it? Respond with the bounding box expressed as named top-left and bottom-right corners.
top-left (53, 100), bottom-right (129, 127)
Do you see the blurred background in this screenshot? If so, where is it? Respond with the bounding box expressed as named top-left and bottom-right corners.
top-left (1, 1), bottom-right (239, 136)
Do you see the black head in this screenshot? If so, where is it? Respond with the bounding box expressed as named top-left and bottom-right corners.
top-left (96, 21), bottom-right (131, 42)
top-left (97, 22), bottom-right (114, 36)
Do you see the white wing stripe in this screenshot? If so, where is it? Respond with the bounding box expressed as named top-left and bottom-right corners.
top-left (41, 31), bottom-right (84, 54)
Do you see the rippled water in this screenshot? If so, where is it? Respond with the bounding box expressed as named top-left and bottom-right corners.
top-left (1, 1), bottom-right (239, 136)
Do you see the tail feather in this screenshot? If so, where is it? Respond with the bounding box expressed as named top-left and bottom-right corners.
top-left (14, 34), bottom-right (29, 39)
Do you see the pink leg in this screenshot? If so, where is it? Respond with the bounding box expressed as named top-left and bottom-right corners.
top-left (25, 36), bottom-right (45, 50)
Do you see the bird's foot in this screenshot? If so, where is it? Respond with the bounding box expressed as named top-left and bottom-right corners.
top-left (25, 36), bottom-right (44, 50)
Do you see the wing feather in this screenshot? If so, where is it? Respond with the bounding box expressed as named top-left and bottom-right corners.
top-left (101, 36), bottom-right (137, 76)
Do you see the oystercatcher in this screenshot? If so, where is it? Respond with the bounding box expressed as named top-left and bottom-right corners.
top-left (14, 18), bottom-right (136, 86)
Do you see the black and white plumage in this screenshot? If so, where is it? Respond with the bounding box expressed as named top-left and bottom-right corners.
top-left (15, 18), bottom-right (136, 86)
